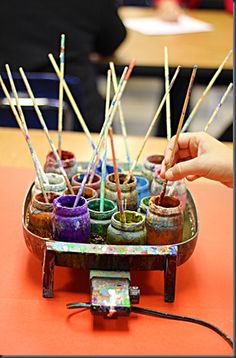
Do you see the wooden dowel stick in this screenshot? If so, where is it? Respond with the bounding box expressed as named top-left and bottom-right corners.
top-left (110, 61), bottom-right (131, 169)
top-left (48, 53), bottom-right (96, 151)
top-left (58, 34), bottom-right (65, 158)
top-left (158, 65), bottom-right (198, 205)
top-left (19, 67), bottom-right (74, 194)
top-left (73, 59), bottom-right (135, 208)
top-left (181, 49), bottom-right (232, 132)
top-left (127, 65), bottom-right (181, 180)
top-left (0, 74), bottom-right (49, 202)
top-left (164, 46), bottom-right (171, 141)
top-left (99, 69), bottom-right (112, 212)
top-left (108, 127), bottom-right (125, 223)
top-left (204, 82), bottom-right (233, 132)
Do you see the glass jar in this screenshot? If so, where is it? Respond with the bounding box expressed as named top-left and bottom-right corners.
top-left (95, 162), bottom-right (123, 176)
top-left (44, 149), bottom-right (78, 180)
top-left (27, 192), bottom-right (60, 239)
top-left (105, 173), bottom-right (138, 211)
top-left (71, 172), bottom-right (101, 196)
top-left (52, 195), bottom-right (91, 243)
top-left (107, 210), bottom-right (146, 245)
top-left (64, 185), bottom-right (98, 201)
top-left (142, 154), bottom-right (164, 188)
top-left (146, 195), bottom-right (184, 245)
top-left (32, 172), bottom-right (66, 197)
top-left (135, 175), bottom-right (150, 205)
top-left (138, 195), bottom-right (151, 216)
top-left (150, 169), bottom-right (187, 210)
top-left (88, 198), bottom-right (117, 238)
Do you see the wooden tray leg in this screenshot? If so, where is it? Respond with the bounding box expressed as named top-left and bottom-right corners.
top-left (164, 254), bottom-right (177, 302)
top-left (42, 247), bottom-right (55, 298)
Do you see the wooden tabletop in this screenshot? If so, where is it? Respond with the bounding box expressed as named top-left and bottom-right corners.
top-left (0, 128), bottom-right (232, 183)
top-left (0, 128), bottom-right (169, 169)
top-left (114, 7), bottom-right (233, 70)
top-left (0, 127), bottom-right (233, 355)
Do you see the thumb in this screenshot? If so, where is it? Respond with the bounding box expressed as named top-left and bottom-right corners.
top-left (165, 158), bottom-right (204, 181)
top-left (186, 175), bottom-right (200, 182)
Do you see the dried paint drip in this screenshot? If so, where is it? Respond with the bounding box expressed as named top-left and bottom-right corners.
top-left (52, 195), bottom-right (91, 243)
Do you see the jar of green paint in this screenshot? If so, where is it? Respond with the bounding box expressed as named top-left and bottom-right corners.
top-left (88, 198), bottom-right (117, 238)
top-left (138, 195), bottom-right (151, 215)
top-left (107, 210), bottom-right (146, 245)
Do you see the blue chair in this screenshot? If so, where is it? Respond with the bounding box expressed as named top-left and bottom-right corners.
top-left (120, 1), bottom-right (152, 6)
top-left (0, 72), bottom-right (85, 130)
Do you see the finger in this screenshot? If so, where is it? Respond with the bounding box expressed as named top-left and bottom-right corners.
top-left (165, 157), bottom-right (205, 181)
top-left (186, 175), bottom-right (199, 182)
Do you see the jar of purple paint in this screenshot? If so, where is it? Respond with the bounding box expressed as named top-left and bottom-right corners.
top-left (52, 195), bottom-right (91, 243)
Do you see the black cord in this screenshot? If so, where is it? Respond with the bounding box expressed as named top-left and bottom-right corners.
top-left (132, 306), bottom-right (233, 349)
top-left (67, 302), bottom-right (91, 309)
top-left (66, 302), bottom-right (233, 349)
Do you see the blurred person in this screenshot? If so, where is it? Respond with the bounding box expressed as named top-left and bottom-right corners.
top-left (160, 131), bottom-right (233, 188)
top-left (152, 0), bottom-right (233, 140)
top-left (0, 0), bottom-right (127, 133)
top-left (154, 0), bottom-right (233, 21)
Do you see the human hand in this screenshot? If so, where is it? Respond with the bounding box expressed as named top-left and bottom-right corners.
top-left (160, 132), bottom-right (233, 188)
top-left (154, 0), bottom-right (183, 22)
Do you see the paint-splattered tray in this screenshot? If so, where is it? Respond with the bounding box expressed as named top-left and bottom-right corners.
top-left (22, 181), bottom-right (199, 270)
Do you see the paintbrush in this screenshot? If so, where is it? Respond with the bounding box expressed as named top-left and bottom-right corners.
top-left (58, 33), bottom-right (65, 158)
top-left (73, 59), bottom-right (135, 208)
top-left (158, 65), bottom-right (198, 205)
top-left (48, 53), bottom-right (97, 152)
top-left (110, 61), bottom-right (131, 169)
top-left (99, 69), bottom-right (111, 212)
top-left (204, 82), bottom-right (233, 132)
top-left (108, 127), bottom-right (126, 223)
top-left (164, 46), bottom-right (171, 141)
top-left (0, 73), bottom-right (49, 203)
top-left (125, 65), bottom-right (181, 184)
top-left (19, 67), bottom-right (74, 195)
top-left (181, 49), bottom-right (232, 133)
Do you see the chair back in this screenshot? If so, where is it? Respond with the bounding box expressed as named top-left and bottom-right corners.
top-left (0, 72), bottom-right (85, 130)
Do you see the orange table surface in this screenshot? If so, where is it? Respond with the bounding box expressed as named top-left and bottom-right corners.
top-left (0, 167), bottom-right (233, 355)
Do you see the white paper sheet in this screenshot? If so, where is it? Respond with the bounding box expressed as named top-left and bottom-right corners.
top-left (123, 15), bottom-right (213, 35)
